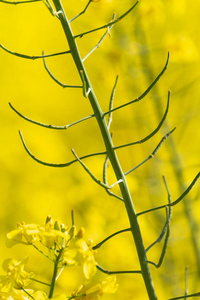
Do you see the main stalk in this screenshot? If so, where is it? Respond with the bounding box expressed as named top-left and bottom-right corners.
top-left (52, 1), bottom-right (157, 299)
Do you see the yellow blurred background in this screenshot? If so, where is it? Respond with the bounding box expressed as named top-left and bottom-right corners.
top-left (0, 0), bottom-right (200, 299)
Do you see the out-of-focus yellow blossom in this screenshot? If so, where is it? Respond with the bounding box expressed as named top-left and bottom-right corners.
top-left (0, 288), bottom-right (32, 300)
top-left (7, 223), bottom-right (40, 246)
top-left (138, 0), bottom-right (165, 26)
top-left (38, 216), bottom-right (70, 249)
top-left (51, 294), bottom-right (67, 300)
top-left (164, 34), bottom-right (199, 63)
top-left (72, 275), bottom-right (118, 299)
top-left (7, 216), bottom-right (71, 249)
top-left (0, 257), bottom-right (34, 290)
top-left (0, 258), bottom-right (36, 300)
top-left (0, 289), bottom-right (48, 300)
top-left (62, 228), bottom-right (96, 279)
top-left (31, 290), bottom-right (48, 300)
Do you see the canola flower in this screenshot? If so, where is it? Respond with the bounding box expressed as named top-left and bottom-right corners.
top-left (6, 216), bottom-right (69, 249)
top-left (62, 227), bottom-right (97, 279)
top-left (2, 216), bottom-right (118, 300)
top-left (0, 257), bottom-right (36, 300)
top-left (71, 276), bottom-right (118, 300)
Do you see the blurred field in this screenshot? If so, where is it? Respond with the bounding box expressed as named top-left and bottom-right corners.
top-left (0, 0), bottom-right (200, 299)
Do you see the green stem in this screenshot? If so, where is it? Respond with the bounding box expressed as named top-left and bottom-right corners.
top-left (96, 263), bottom-right (142, 275)
top-left (93, 228), bottom-right (131, 250)
top-left (52, 1), bottom-right (158, 299)
top-left (168, 293), bottom-right (200, 300)
top-left (48, 250), bottom-right (63, 298)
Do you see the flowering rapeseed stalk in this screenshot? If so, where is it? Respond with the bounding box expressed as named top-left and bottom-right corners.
top-left (2, 216), bottom-right (117, 299)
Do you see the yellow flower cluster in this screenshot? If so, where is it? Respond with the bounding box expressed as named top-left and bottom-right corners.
top-left (72, 275), bottom-right (118, 300)
top-left (7, 216), bottom-right (69, 248)
top-left (7, 216), bottom-right (96, 280)
top-left (0, 257), bottom-right (36, 300)
top-left (1, 216), bottom-right (118, 300)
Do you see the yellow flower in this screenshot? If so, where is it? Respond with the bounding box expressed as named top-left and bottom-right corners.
top-left (0, 289), bottom-right (48, 300)
top-left (7, 216), bottom-right (71, 250)
top-left (0, 289), bottom-right (30, 299)
top-left (0, 257), bottom-right (34, 290)
top-left (38, 224), bottom-right (69, 249)
top-left (62, 228), bottom-right (96, 279)
top-left (7, 223), bottom-right (40, 246)
top-left (72, 275), bottom-right (118, 299)
top-left (31, 290), bottom-right (48, 300)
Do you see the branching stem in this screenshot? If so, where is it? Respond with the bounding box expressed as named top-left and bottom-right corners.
top-left (49, 249), bottom-right (63, 298)
top-left (52, 0), bottom-right (158, 298)
top-left (96, 263), bottom-right (142, 275)
top-left (93, 228), bottom-right (131, 250)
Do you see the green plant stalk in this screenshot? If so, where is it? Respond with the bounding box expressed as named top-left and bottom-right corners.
top-left (49, 250), bottom-right (63, 298)
top-left (52, 1), bottom-right (157, 299)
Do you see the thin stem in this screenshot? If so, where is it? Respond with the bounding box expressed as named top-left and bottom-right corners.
top-left (168, 293), bottom-right (200, 300)
top-left (19, 130), bottom-right (107, 166)
top-left (155, 176), bottom-right (172, 268)
top-left (82, 14), bottom-right (115, 62)
top-left (103, 52), bottom-right (170, 116)
top-left (31, 243), bottom-right (54, 261)
top-left (22, 288), bottom-right (35, 300)
top-left (146, 176), bottom-right (172, 255)
top-left (137, 172), bottom-right (200, 216)
top-left (124, 128), bottom-right (176, 176)
top-left (74, 2), bottom-right (139, 38)
top-left (114, 90), bottom-right (170, 150)
top-left (10, 102), bottom-right (94, 129)
top-left (43, 53), bottom-right (82, 88)
top-left (145, 208), bottom-right (169, 253)
top-left (0, 44), bottom-right (70, 59)
top-left (96, 263), bottom-right (142, 275)
top-left (0, 0), bottom-right (40, 4)
top-left (103, 155), bottom-right (124, 201)
top-left (68, 295), bottom-right (86, 300)
top-left (71, 210), bottom-right (75, 226)
top-left (9, 103), bottom-right (67, 129)
top-left (107, 75), bottom-right (119, 130)
top-left (49, 249), bottom-right (63, 298)
top-left (93, 228), bottom-right (131, 250)
top-left (71, 149), bottom-right (111, 189)
top-left (19, 130), bottom-right (70, 167)
top-left (80, 70), bottom-right (90, 97)
top-left (69, 0), bottom-right (92, 22)
top-left (30, 277), bottom-right (51, 287)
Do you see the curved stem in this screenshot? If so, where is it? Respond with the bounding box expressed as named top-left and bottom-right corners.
top-left (96, 263), bottom-right (142, 275)
top-left (103, 52), bottom-right (170, 116)
top-left (74, 2), bottom-right (139, 38)
top-left (0, 43), bottom-right (70, 59)
top-left (137, 172), bottom-right (200, 217)
top-left (93, 228), bottom-right (131, 250)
